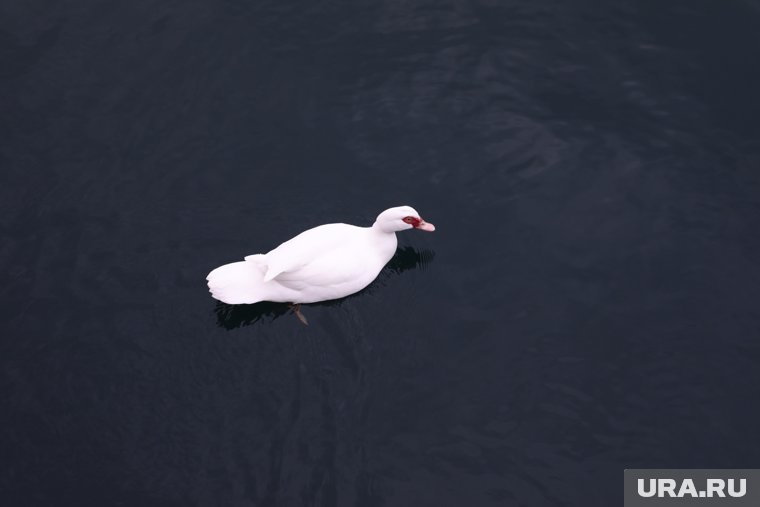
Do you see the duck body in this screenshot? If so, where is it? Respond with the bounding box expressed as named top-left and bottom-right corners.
top-left (207, 206), bottom-right (434, 305)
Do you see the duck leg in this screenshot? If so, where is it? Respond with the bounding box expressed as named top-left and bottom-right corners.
top-left (288, 303), bottom-right (309, 326)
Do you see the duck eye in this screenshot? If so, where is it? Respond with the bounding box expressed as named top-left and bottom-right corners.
top-left (402, 216), bottom-right (414, 224)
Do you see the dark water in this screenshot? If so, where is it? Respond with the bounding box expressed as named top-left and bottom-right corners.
top-left (2, 0), bottom-right (760, 505)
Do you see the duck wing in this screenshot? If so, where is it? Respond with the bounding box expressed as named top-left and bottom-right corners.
top-left (247, 223), bottom-right (363, 283)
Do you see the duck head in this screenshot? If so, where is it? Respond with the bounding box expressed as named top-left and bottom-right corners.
top-left (373, 205), bottom-right (436, 233)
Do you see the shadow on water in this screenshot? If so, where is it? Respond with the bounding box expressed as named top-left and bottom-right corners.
top-left (213, 246), bottom-right (436, 329)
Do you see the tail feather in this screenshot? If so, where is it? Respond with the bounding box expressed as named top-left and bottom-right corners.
top-left (207, 257), bottom-right (268, 305)
top-left (244, 254), bottom-right (267, 264)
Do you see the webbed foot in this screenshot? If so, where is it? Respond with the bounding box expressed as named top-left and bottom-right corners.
top-left (288, 304), bottom-right (309, 326)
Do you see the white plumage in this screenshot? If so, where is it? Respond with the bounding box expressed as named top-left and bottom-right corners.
top-left (207, 206), bottom-right (435, 305)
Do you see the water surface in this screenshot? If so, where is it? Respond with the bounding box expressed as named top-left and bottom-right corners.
top-left (2, 0), bottom-right (760, 505)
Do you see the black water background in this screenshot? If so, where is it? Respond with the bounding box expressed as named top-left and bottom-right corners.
top-left (2, 0), bottom-right (760, 505)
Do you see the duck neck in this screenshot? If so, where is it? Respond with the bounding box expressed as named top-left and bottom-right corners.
top-left (371, 221), bottom-right (398, 234)
top-left (370, 224), bottom-right (399, 258)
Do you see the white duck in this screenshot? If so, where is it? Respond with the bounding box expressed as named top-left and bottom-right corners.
top-left (207, 205), bottom-right (435, 323)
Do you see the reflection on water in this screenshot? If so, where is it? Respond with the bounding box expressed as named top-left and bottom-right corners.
top-left (214, 300), bottom-right (290, 329)
top-left (213, 246), bottom-right (436, 329)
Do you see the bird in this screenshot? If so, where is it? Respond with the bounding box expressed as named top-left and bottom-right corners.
top-left (206, 205), bottom-right (435, 324)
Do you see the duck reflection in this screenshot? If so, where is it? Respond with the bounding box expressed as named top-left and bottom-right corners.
top-left (213, 246), bottom-right (436, 329)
